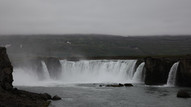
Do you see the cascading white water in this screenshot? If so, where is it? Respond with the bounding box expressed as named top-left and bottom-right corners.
top-left (167, 62), bottom-right (179, 86)
top-left (59, 60), bottom-right (137, 83)
top-left (41, 61), bottom-right (50, 79)
top-left (132, 62), bottom-right (145, 83)
top-left (13, 59), bottom-right (141, 86)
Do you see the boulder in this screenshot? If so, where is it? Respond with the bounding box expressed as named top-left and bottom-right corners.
top-left (52, 95), bottom-right (61, 100)
top-left (177, 90), bottom-right (190, 98)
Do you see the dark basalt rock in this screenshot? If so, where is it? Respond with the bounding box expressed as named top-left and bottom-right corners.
top-left (41, 93), bottom-right (52, 100)
top-left (144, 57), bottom-right (177, 85)
top-left (101, 83), bottom-right (133, 87)
top-left (106, 84), bottom-right (124, 87)
top-left (177, 90), bottom-right (190, 98)
top-left (124, 83), bottom-right (133, 87)
top-left (176, 59), bottom-right (191, 87)
top-left (52, 95), bottom-right (61, 100)
top-left (0, 47), bottom-right (13, 90)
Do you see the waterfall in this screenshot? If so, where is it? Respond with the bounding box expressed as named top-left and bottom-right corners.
top-left (41, 61), bottom-right (50, 80)
top-left (167, 62), bottom-right (179, 86)
top-left (13, 59), bottom-right (140, 86)
top-left (132, 62), bottom-right (145, 83)
top-left (60, 60), bottom-right (137, 83)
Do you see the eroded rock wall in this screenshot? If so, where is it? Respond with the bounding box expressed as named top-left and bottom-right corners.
top-left (144, 57), bottom-right (176, 85)
top-left (176, 59), bottom-right (191, 87)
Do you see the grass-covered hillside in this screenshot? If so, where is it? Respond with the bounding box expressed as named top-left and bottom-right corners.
top-left (0, 34), bottom-right (191, 59)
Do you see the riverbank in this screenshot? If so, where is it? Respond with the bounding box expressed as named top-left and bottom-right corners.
top-left (0, 88), bottom-right (51, 107)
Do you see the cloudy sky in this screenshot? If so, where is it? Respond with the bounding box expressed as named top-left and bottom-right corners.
top-left (0, 0), bottom-right (191, 36)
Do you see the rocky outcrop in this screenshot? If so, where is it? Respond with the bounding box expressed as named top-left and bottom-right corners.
top-left (0, 47), bottom-right (13, 90)
top-left (44, 57), bottom-right (62, 79)
top-left (176, 59), bottom-right (191, 87)
top-left (144, 57), bottom-right (177, 85)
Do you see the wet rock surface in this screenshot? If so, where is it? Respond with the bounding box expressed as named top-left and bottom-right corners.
top-left (99, 83), bottom-right (133, 87)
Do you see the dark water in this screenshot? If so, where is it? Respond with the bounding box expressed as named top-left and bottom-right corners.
top-left (17, 84), bottom-right (191, 107)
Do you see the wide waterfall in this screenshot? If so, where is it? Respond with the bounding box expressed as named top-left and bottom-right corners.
top-left (166, 62), bottom-right (179, 86)
top-left (59, 60), bottom-right (136, 83)
top-left (12, 59), bottom-right (147, 86)
top-left (132, 62), bottom-right (145, 83)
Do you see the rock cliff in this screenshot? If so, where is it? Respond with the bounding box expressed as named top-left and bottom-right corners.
top-left (176, 59), bottom-right (191, 87)
top-left (0, 47), bottom-right (13, 90)
top-left (144, 57), bottom-right (177, 85)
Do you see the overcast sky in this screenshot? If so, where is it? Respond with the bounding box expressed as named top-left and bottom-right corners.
top-left (0, 0), bottom-right (191, 36)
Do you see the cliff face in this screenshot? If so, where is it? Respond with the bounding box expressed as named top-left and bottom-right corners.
top-left (177, 59), bottom-right (191, 87)
top-left (144, 58), bottom-right (177, 85)
top-left (143, 57), bottom-right (191, 87)
top-left (0, 47), bottom-right (13, 90)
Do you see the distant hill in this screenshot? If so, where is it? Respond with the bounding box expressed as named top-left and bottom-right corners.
top-left (0, 34), bottom-right (191, 59)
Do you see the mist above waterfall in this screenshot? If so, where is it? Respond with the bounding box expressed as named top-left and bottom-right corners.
top-left (12, 59), bottom-right (147, 86)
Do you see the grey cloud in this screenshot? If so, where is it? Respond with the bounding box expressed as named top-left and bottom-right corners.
top-left (0, 0), bottom-right (191, 35)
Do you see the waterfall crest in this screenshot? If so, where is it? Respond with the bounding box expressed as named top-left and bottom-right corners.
top-left (167, 62), bottom-right (179, 86)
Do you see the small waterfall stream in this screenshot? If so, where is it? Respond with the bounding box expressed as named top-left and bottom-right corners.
top-left (41, 61), bottom-right (50, 80)
top-left (132, 62), bottom-right (145, 83)
top-left (166, 62), bottom-right (179, 86)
